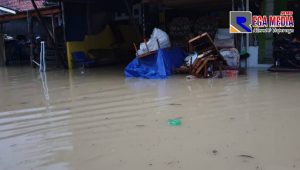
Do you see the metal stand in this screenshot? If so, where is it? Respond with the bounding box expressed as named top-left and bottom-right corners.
top-left (33, 41), bottom-right (46, 72)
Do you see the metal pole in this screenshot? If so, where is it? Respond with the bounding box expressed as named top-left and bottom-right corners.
top-left (43, 42), bottom-right (46, 72)
top-left (39, 41), bottom-right (43, 71)
top-left (246, 0), bottom-right (250, 52)
top-left (39, 41), bottom-right (46, 72)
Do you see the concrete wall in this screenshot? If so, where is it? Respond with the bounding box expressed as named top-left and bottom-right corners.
top-left (66, 25), bottom-right (139, 69)
top-left (2, 18), bottom-right (53, 39)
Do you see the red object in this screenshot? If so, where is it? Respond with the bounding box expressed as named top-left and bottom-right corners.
top-left (0, 0), bottom-right (46, 12)
top-left (224, 70), bottom-right (238, 78)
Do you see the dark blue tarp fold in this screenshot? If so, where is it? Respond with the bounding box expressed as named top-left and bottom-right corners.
top-left (125, 48), bottom-right (186, 79)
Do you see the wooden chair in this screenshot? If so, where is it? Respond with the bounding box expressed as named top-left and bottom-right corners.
top-left (133, 38), bottom-right (161, 58)
top-left (188, 33), bottom-right (224, 78)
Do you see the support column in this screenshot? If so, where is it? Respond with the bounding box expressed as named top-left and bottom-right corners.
top-left (60, 0), bottom-right (72, 69)
top-left (246, 0), bottom-right (249, 53)
top-left (59, 0), bottom-right (67, 43)
top-left (264, 0), bottom-right (274, 63)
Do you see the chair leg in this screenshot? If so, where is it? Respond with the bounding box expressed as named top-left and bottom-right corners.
top-left (218, 61), bottom-right (223, 78)
top-left (80, 64), bottom-right (85, 73)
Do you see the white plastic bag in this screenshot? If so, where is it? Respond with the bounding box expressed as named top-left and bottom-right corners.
top-left (220, 48), bottom-right (240, 68)
top-left (184, 52), bottom-right (198, 66)
top-left (137, 28), bottom-right (171, 56)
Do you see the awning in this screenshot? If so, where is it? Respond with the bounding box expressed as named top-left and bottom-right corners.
top-left (48, 0), bottom-right (142, 11)
top-left (143, 0), bottom-right (233, 8)
top-left (0, 7), bottom-right (60, 23)
top-left (0, 6), bottom-right (17, 14)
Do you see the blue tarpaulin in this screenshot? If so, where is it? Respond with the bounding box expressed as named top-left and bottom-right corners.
top-left (125, 48), bottom-right (186, 79)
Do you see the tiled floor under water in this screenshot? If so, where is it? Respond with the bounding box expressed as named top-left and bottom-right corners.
top-left (0, 67), bottom-right (300, 170)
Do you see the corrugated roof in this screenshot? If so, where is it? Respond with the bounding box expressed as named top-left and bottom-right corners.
top-left (143, 0), bottom-right (233, 8)
top-left (0, 0), bottom-right (46, 12)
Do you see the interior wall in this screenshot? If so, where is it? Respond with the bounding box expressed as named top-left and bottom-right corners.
top-left (64, 2), bottom-right (88, 41)
top-left (66, 25), bottom-right (139, 69)
top-left (143, 3), bottom-right (160, 37)
top-left (0, 18), bottom-right (54, 66)
top-left (64, 1), bottom-right (121, 41)
top-left (89, 5), bottom-right (114, 35)
top-left (2, 19), bottom-right (50, 38)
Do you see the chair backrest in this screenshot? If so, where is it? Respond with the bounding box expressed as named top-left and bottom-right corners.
top-left (72, 52), bottom-right (87, 62)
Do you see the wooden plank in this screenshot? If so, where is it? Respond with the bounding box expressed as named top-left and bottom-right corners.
top-left (137, 51), bottom-right (156, 58)
top-left (191, 58), bottom-right (203, 74)
top-left (195, 58), bottom-right (209, 75)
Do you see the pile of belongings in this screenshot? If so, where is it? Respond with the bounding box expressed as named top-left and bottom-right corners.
top-left (125, 29), bottom-right (239, 79)
top-left (219, 48), bottom-right (240, 69)
top-left (125, 28), bottom-right (185, 79)
top-left (134, 28), bottom-right (171, 57)
top-left (176, 33), bottom-right (227, 78)
top-left (213, 28), bottom-right (240, 71)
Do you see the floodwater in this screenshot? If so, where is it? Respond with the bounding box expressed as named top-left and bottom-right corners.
top-left (0, 66), bottom-right (300, 170)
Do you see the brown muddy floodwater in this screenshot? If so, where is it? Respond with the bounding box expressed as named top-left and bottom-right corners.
top-left (0, 67), bottom-right (300, 170)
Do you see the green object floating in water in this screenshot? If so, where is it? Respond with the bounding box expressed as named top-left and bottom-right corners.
top-left (168, 119), bottom-right (182, 126)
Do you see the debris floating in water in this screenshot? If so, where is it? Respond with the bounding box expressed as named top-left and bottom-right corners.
top-left (186, 75), bottom-right (196, 80)
top-left (239, 155), bottom-right (255, 159)
top-left (136, 125), bottom-right (145, 127)
top-left (168, 119), bottom-right (182, 126)
top-left (212, 150), bottom-right (218, 155)
top-left (169, 103), bottom-right (182, 106)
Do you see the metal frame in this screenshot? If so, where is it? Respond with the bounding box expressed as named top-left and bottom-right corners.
top-left (32, 41), bottom-right (46, 72)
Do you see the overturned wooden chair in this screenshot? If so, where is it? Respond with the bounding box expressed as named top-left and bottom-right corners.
top-left (188, 33), bottom-right (225, 78)
top-left (133, 39), bottom-right (161, 58)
